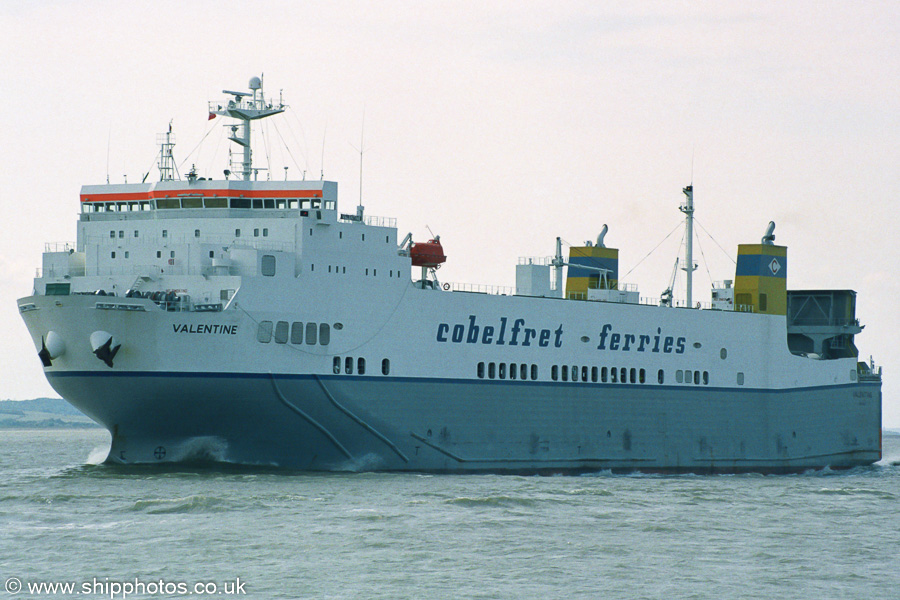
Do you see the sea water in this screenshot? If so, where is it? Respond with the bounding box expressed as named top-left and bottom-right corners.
top-left (1, 429), bottom-right (899, 600)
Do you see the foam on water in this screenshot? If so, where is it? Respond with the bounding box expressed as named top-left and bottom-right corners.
top-left (86, 444), bottom-right (110, 465)
top-left (172, 436), bottom-right (228, 462)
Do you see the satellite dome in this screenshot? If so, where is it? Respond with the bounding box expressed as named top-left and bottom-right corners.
top-left (249, 76), bottom-right (262, 90)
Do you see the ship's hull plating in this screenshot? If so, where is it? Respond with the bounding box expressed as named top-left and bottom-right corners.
top-left (46, 371), bottom-right (882, 473)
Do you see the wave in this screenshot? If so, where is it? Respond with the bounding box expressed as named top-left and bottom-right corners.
top-left (129, 494), bottom-right (227, 514)
top-left (812, 487), bottom-right (896, 500)
top-left (444, 495), bottom-right (538, 509)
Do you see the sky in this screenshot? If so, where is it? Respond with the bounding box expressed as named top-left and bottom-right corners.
top-left (1, 1), bottom-right (898, 425)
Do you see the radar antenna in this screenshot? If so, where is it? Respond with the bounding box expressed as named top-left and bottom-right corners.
top-left (208, 75), bottom-right (285, 181)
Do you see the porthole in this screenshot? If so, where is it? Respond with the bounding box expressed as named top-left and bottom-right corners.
top-left (257, 321), bottom-right (273, 343)
top-left (274, 321), bottom-right (289, 344)
top-left (290, 322), bottom-right (303, 344)
top-left (333, 322), bottom-right (344, 330)
top-left (693, 342), bottom-right (702, 349)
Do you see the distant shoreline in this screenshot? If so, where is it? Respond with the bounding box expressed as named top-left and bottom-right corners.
top-left (0, 398), bottom-right (100, 428)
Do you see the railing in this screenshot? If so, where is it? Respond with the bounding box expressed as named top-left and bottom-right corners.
top-left (44, 242), bottom-right (76, 253)
top-left (363, 215), bottom-right (397, 228)
top-left (87, 290), bottom-right (223, 313)
top-left (518, 256), bottom-right (554, 266)
top-left (445, 282), bottom-right (516, 296)
top-left (788, 318), bottom-right (861, 327)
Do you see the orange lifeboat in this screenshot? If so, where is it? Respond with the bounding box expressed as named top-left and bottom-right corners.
top-left (410, 238), bottom-right (447, 268)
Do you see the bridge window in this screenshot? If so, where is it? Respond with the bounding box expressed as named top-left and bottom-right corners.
top-left (333, 357), bottom-right (340, 374)
top-left (305, 322), bottom-right (317, 345)
top-left (382, 358), bottom-right (390, 375)
top-left (319, 323), bottom-right (330, 345)
top-left (345, 357), bottom-right (353, 374)
top-left (658, 369), bottom-right (665, 384)
top-left (551, 365), bottom-right (558, 381)
top-left (477, 362), bottom-right (485, 378)
top-left (358, 358), bottom-right (366, 375)
top-left (737, 372), bottom-right (744, 385)
top-left (531, 365), bottom-right (538, 380)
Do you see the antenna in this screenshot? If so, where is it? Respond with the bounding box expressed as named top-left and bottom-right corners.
top-left (350, 109), bottom-right (366, 209)
top-left (320, 121), bottom-right (327, 180)
top-left (691, 146), bottom-right (695, 185)
top-left (106, 127), bottom-right (111, 184)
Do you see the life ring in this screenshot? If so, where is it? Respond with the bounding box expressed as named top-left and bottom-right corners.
top-left (442, 283), bottom-right (450, 291)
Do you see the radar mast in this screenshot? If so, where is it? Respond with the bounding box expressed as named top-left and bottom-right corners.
top-left (209, 75), bottom-right (285, 181)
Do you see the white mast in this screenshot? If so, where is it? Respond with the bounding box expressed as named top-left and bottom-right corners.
top-left (209, 75), bottom-right (285, 181)
top-left (157, 121), bottom-right (176, 181)
top-left (679, 185), bottom-right (696, 308)
top-left (552, 237), bottom-right (565, 298)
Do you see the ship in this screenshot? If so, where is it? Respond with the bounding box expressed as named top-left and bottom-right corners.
top-left (18, 76), bottom-right (883, 473)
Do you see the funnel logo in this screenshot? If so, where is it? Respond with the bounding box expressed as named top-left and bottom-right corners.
top-left (768, 258), bottom-right (782, 276)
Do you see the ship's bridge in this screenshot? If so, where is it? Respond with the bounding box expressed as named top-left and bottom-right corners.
top-left (78, 179), bottom-right (337, 215)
